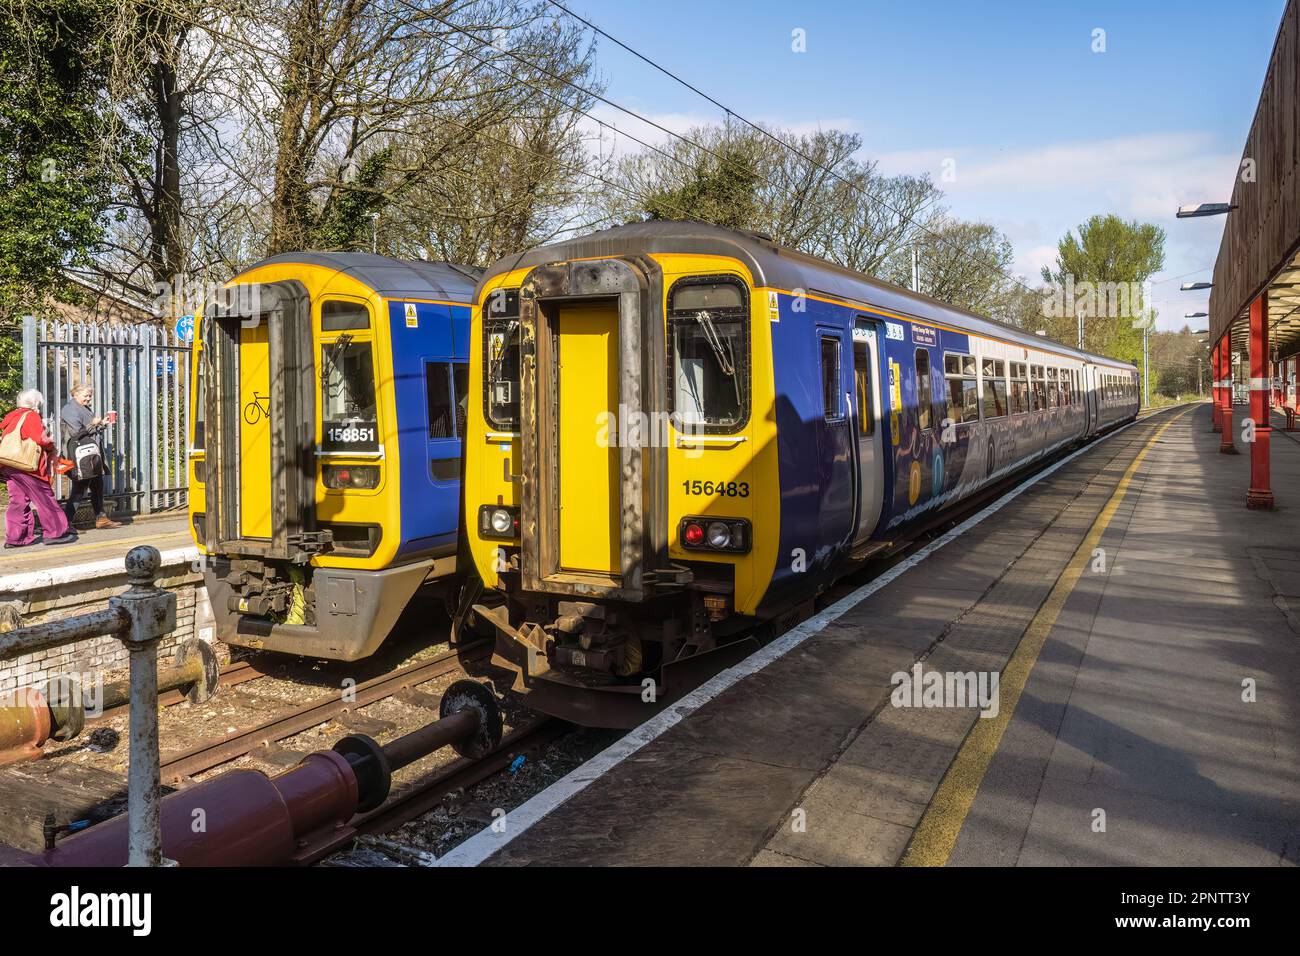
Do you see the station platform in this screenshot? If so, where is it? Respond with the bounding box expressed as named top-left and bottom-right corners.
top-left (0, 513), bottom-right (193, 591)
top-left (447, 402), bottom-right (1300, 867)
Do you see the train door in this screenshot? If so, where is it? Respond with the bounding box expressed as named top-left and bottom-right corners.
top-left (850, 320), bottom-right (884, 545)
top-left (556, 301), bottom-right (621, 574)
top-left (1084, 365), bottom-right (1097, 435)
top-left (514, 257), bottom-right (665, 602)
top-left (203, 279), bottom-right (319, 559)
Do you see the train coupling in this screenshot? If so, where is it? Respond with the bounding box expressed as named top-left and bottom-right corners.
top-left (474, 602), bottom-right (637, 685)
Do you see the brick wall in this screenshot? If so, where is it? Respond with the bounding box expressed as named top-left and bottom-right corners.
top-left (0, 558), bottom-right (219, 695)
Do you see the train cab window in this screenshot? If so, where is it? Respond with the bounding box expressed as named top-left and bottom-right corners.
top-left (480, 286), bottom-right (521, 430)
top-left (944, 352), bottom-right (979, 424)
top-left (670, 278), bottom-right (749, 431)
top-left (1009, 362), bottom-right (1029, 414)
top-left (854, 343), bottom-right (875, 437)
top-left (915, 348), bottom-right (933, 430)
top-left (820, 335), bottom-right (843, 422)
top-left (982, 359), bottom-right (1008, 419)
top-left (321, 337), bottom-right (378, 452)
top-left (425, 362), bottom-right (468, 439)
top-left (322, 300), bottom-right (370, 331)
top-left (192, 360), bottom-right (206, 450)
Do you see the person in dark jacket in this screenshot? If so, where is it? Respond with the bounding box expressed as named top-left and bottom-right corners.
top-left (60, 384), bottom-right (122, 530)
top-left (0, 389), bottom-right (76, 546)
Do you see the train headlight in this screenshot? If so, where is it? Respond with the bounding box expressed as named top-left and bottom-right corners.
top-left (479, 505), bottom-right (519, 540)
top-left (323, 464), bottom-right (379, 490)
top-left (679, 516), bottom-right (750, 554)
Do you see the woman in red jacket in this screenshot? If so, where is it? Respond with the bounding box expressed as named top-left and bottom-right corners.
top-left (0, 390), bottom-right (76, 547)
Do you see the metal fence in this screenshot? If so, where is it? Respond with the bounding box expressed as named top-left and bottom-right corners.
top-left (21, 316), bottom-right (192, 514)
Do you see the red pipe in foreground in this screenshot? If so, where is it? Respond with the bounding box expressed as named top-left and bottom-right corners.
top-left (2, 679), bottom-right (502, 867)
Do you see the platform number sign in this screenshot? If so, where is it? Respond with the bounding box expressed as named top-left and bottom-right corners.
top-left (405, 303), bottom-right (419, 328)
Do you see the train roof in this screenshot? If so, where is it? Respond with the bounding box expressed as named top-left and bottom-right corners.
top-left (479, 221), bottom-right (1136, 370)
top-left (239, 252), bottom-right (482, 303)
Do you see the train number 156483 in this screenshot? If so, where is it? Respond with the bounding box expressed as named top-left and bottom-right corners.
top-left (682, 480), bottom-right (749, 498)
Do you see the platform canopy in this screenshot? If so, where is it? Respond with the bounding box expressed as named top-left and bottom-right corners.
top-left (1209, 0), bottom-right (1300, 361)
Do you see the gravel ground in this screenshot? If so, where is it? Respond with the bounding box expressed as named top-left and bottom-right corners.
top-left (324, 723), bottom-right (622, 866)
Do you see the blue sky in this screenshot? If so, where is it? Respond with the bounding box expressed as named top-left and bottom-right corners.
top-left (569, 0), bottom-right (1287, 330)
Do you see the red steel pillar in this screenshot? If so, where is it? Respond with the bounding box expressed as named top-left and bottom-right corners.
top-left (1212, 344), bottom-right (1223, 432)
top-left (1247, 296), bottom-right (1274, 508)
top-left (1220, 335), bottom-right (1235, 453)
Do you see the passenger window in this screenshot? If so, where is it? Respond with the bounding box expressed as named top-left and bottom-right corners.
top-left (1031, 365), bottom-right (1046, 411)
top-left (944, 352), bottom-right (979, 424)
top-left (426, 362), bottom-right (455, 439)
top-left (820, 335), bottom-right (842, 422)
top-left (982, 359), bottom-right (1007, 419)
top-left (854, 342), bottom-right (875, 437)
top-left (453, 362), bottom-right (468, 436)
top-left (321, 337), bottom-right (378, 451)
top-left (915, 348), bottom-right (933, 430)
top-left (1010, 362), bottom-right (1029, 415)
top-left (669, 278), bottom-right (749, 431)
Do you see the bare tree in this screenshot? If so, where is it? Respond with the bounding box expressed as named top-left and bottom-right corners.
top-left (603, 123), bottom-right (943, 278)
top-left (213, 0), bottom-right (602, 258)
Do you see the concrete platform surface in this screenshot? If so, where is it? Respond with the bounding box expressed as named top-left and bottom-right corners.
top-left (0, 512), bottom-right (193, 586)
top-left (467, 403), bottom-right (1300, 867)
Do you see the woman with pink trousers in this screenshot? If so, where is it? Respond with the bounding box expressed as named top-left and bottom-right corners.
top-left (0, 389), bottom-right (77, 547)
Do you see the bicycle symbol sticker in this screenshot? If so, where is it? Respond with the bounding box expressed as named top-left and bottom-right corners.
top-left (243, 392), bottom-right (270, 425)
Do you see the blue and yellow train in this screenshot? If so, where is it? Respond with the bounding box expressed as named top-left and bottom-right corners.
top-left (189, 252), bottom-right (479, 660)
top-left (463, 221), bottom-right (1139, 726)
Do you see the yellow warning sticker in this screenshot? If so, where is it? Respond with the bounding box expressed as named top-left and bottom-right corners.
top-left (405, 303), bottom-right (418, 328)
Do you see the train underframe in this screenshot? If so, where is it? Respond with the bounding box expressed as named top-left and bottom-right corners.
top-left (206, 553), bottom-right (457, 662)
top-left (471, 577), bottom-right (777, 729)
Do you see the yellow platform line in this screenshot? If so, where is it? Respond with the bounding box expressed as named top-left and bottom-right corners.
top-left (0, 529), bottom-right (192, 566)
top-left (901, 405), bottom-right (1192, 866)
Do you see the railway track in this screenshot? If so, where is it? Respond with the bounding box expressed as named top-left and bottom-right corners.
top-left (159, 640), bottom-right (492, 783)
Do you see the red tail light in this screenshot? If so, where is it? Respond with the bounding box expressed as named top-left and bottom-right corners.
top-left (679, 516), bottom-right (750, 553)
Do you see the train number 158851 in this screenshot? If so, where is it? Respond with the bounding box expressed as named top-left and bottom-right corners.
top-left (682, 480), bottom-right (749, 498)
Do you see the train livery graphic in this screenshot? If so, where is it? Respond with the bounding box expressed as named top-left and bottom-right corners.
top-left (463, 221), bottom-right (1139, 726)
top-left (188, 253), bottom-right (480, 660)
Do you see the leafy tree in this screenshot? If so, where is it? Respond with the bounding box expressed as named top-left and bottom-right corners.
top-left (0, 0), bottom-right (114, 317)
top-left (1040, 213), bottom-right (1166, 361)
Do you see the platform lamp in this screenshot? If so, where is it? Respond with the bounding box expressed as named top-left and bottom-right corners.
top-left (1176, 203), bottom-right (1237, 218)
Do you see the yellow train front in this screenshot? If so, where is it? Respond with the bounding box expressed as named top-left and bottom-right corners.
top-left (189, 253), bottom-right (480, 660)
top-left (465, 221), bottom-right (1137, 727)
